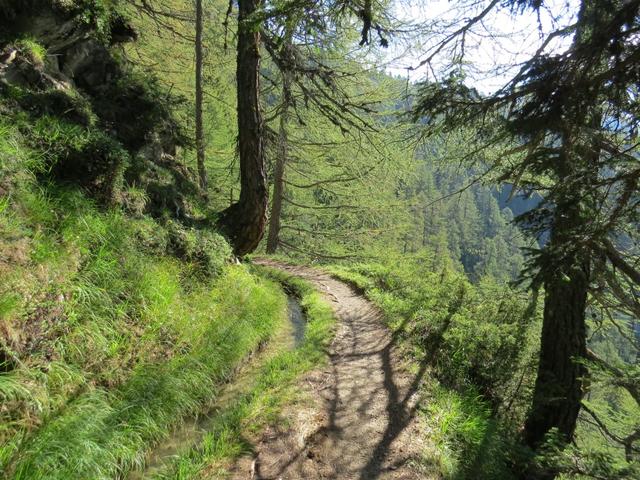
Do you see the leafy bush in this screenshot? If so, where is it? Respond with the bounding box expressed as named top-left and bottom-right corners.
top-left (167, 221), bottom-right (232, 278)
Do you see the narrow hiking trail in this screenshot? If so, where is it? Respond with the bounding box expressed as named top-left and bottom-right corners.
top-left (229, 259), bottom-right (433, 480)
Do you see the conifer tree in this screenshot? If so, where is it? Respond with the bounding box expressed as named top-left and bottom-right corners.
top-left (411, 0), bottom-right (640, 471)
top-left (194, 0), bottom-right (207, 191)
top-left (217, 0), bottom-right (268, 255)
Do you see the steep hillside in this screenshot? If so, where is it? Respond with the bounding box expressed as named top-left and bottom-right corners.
top-left (0, 2), bottom-right (294, 478)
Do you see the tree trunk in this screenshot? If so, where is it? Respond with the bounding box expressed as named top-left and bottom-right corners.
top-left (523, 201), bottom-right (590, 450)
top-left (266, 67), bottom-right (292, 254)
top-left (217, 0), bottom-right (268, 256)
top-left (195, 0), bottom-right (207, 191)
top-left (523, 1), bottom-right (604, 458)
top-left (523, 128), bottom-right (598, 458)
top-left (422, 207), bottom-right (429, 247)
top-left (265, 129), bottom-right (286, 253)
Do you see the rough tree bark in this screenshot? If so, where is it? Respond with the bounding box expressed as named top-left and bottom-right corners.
top-left (265, 63), bottom-right (292, 253)
top-left (523, 195), bottom-right (590, 450)
top-left (523, 1), bottom-right (605, 459)
top-left (195, 0), bottom-right (207, 191)
top-left (217, 0), bottom-right (268, 256)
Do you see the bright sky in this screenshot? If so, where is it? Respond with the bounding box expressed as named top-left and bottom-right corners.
top-left (383, 0), bottom-right (579, 93)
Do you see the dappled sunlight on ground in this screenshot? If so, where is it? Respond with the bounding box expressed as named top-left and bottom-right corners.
top-left (228, 260), bottom-right (438, 480)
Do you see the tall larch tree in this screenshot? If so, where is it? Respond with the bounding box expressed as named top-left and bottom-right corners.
top-left (217, 0), bottom-right (268, 255)
top-left (265, 33), bottom-right (292, 254)
top-left (411, 0), bottom-right (640, 474)
top-left (194, 0), bottom-right (207, 191)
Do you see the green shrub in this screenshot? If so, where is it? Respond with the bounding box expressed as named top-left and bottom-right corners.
top-left (72, 0), bottom-right (130, 43)
top-left (167, 221), bottom-right (232, 278)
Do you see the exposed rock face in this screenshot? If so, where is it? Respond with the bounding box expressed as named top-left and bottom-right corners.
top-left (0, 47), bottom-right (17, 65)
top-left (61, 39), bottom-right (119, 91)
top-left (0, 2), bottom-right (194, 216)
top-left (0, 6), bottom-right (125, 95)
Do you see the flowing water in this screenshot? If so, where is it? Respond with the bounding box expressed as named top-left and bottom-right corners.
top-left (287, 295), bottom-right (306, 348)
top-left (128, 295), bottom-right (306, 479)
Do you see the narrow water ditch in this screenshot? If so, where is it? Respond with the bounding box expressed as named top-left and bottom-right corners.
top-left (127, 293), bottom-right (307, 479)
top-left (287, 295), bottom-right (306, 348)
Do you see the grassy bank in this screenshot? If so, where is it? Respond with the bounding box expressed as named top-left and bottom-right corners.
top-left (146, 265), bottom-right (336, 479)
top-left (0, 114), bottom-right (290, 479)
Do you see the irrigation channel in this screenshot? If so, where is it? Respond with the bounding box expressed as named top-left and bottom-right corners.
top-left (128, 294), bottom-right (307, 479)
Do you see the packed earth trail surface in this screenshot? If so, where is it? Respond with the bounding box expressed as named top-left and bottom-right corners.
top-left (230, 259), bottom-right (430, 480)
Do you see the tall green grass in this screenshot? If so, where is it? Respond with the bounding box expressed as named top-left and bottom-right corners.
top-left (6, 267), bottom-right (286, 480)
top-left (0, 116), bottom-right (288, 479)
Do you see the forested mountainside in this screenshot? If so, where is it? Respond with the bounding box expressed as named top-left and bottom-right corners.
top-left (0, 1), bottom-right (638, 479)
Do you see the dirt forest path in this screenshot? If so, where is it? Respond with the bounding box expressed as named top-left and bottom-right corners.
top-left (229, 259), bottom-right (433, 480)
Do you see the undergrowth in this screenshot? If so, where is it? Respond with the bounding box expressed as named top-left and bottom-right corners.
top-left (0, 115), bottom-right (286, 479)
